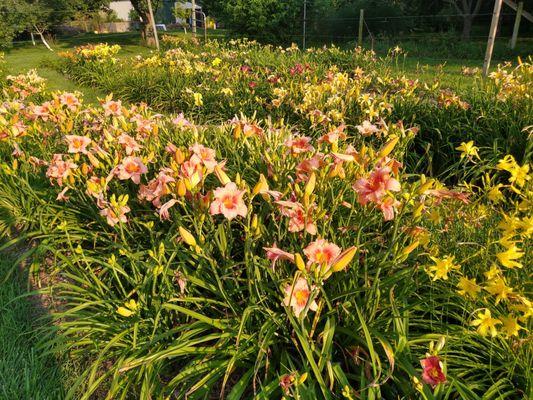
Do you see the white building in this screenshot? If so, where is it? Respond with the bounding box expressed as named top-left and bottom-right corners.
top-left (109, 1), bottom-right (202, 25)
top-left (109, 1), bottom-right (133, 22)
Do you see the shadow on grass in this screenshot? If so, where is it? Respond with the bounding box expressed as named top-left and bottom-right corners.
top-left (0, 255), bottom-right (72, 399)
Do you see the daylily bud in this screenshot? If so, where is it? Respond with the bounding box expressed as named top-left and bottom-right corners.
top-left (304, 172), bottom-right (316, 196)
top-left (378, 136), bottom-right (399, 159)
top-left (177, 179), bottom-right (187, 197)
top-left (179, 226), bottom-right (197, 247)
top-left (401, 240), bottom-right (419, 256)
top-left (295, 253), bottom-right (306, 271)
top-left (331, 246), bottom-right (357, 272)
top-left (117, 307), bottom-right (134, 317)
top-left (81, 163), bottom-right (89, 175)
top-left (251, 214), bottom-right (258, 230)
top-left (298, 372), bottom-right (308, 385)
top-left (214, 164), bottom-right (231, 185)
top-left (252, 174), bottom-right (268, 196)
top-left (87, 152), bottom-right (100, 168)
top-left (418, 179), bottom-right (434, 195)
top-left (174, 148), bottom-right (185, 164)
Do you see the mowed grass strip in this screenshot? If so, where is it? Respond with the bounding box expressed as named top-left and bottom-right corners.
top-left (0, 257), bottom-right (68, 400)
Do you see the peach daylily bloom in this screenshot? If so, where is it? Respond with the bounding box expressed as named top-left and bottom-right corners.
top-left (283, 277), bottom-right (318, 318)
top-left (276, 200), bottom-right (317, 235)
top-left (379, 197), bottom-right (400, 221)
top-left (189, 143), bottom-right (218, 172)
top-left (304, 239), bottom-right (341, 268)
top-left (102, 99), bottom-right (123, 116)
top-left (59, 93), bottom-right (80, 111)
top-left (115, 156), bottom-right (148, 184)
top-left (318, 124), bottom-right (346, 144)
top-left (210, 182), bottom-right (247, 220)
top-left (99, 204), bottom-right (130, 226)
top-left (284, 135), bottom-right (314, 155)
top-left (65, 135), bottom-right (91, 154)
top-left (159, 199), bottom-right (178, 221)
top-left (118, 134), bottom-right (142, 155)
top-left (353, 166), bottom-right (400, 205)
top-left (138, 168), bottom-right (175, 206)
top-left (172, 113), bottom-right (192, 128)
top-left (46, 154), bottom-right (77, 186)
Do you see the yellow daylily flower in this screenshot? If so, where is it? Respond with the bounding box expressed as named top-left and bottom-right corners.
top-left (427, 255), bottom-right (460, 281)
top-left (471, 308), bottom-right (501, 337)
top-left (457, 276), bottom-right (481, 299)
top-left (496, 245), bottom-right (524, 269)
top-left (456, 141), bottom-right (479, 159)
top-left (499, 316), bottom-right (523, 338)
top-left (485, 277), bottom-right (513, 304)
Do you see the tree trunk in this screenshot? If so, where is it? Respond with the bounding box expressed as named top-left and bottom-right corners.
top-left (461, 15), bottom-right (473, 41)
top-left (138, 8), bottom-right (157, 47)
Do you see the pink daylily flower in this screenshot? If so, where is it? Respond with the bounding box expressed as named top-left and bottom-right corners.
top-left (210, 182), bottom-right (247, 220)
top-left (304, 239), bottom-right (341, 268)
top-left (118, 134), bottom-right (142, 155)
top-left (65, 135), bottom-right (91, 154)
top-left (115, 156), bottom-right (148, 184)
top-left (283, 277), bottom-right (318, 318)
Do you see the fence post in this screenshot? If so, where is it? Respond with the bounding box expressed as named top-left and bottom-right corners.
top-left (358, 9), bottom-right (364, 47)
top-left (146, 0), bottom-right (160, 51)
top-left (302, 0), bottom-right (307, 50)
top-left (510, 1), bottom-right (524, 49)
top-left (191, 0), bottom-right (197, 35)
top-left (483, 0), bottom-right (503, 77)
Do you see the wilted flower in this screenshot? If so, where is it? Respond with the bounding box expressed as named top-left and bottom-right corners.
top-left (264, 245), bottom-right (295, 269)
top-left (356, 120), bottom-right (379, 136)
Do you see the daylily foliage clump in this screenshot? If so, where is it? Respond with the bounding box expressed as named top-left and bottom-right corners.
top-left (0, 42), bottom-right (531, 399)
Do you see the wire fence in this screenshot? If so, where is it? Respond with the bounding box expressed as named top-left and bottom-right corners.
top-left (5, 5), bottom-right (533, 64)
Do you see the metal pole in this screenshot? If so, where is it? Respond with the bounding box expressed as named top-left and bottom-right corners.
top-left (510, 1), bottom-right (523, 49)
top-left (483, 0), bottom-right (503, 76)
top-left (192, 0), bottom-right (197, 35)
top-left (302, 0), bottom-right (307, 50)
top-left (358, 9), bottom-right (364, 47)
top-left (146, 0), bottom-right (160, 51)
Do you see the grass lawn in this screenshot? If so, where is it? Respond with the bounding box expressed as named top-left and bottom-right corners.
top-left (0, 257), bottom-right (72, 399)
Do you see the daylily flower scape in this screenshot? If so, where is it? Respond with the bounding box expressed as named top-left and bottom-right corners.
top-left (0, 42), bottom-right (531, 400)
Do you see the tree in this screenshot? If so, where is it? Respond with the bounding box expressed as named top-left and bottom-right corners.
top-left (129, 0), bottom-right (161, 46)
top-left (200, 0), bottom-right (303, 42)
top-left (446, 0), bottom-right (485, 40)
